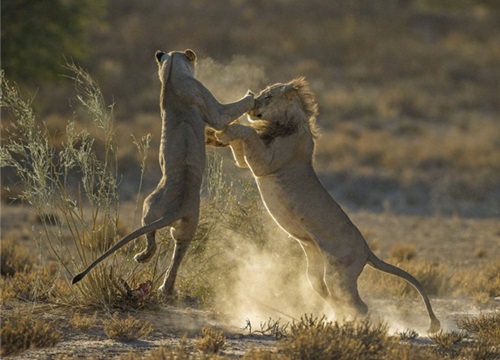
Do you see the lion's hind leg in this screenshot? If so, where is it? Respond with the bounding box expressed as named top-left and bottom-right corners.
top-left (298, 240), bottom-right (337, 306)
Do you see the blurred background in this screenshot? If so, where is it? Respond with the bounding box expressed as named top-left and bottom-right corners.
top-left (2, 0), bottom-right (500, 217)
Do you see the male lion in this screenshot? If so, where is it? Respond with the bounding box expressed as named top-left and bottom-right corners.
top-left (73, 49), bottom-right (254, 295)
top-left (212, 77), bottom-right (441, 332)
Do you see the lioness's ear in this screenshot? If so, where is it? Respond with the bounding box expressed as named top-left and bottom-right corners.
top-left (155, 51), bottom-right (166, 64)
top-left (185, 49), bottom-right (197, 62)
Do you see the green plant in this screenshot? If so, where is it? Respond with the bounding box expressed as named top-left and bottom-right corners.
top-left (103, 312), bottom-right (152, 342)
top-left (0, 313), bottom-right (62, 356)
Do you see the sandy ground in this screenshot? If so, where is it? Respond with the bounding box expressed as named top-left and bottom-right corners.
top-left (1, 203), bottom-right (499, 359)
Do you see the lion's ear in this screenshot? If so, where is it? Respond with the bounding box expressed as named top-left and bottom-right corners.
top-left (185, 49), bottom-right (197, 62)
top-left (280, 83), bottom-right (299, 98)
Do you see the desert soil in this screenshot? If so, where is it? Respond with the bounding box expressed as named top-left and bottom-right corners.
top-left (1, 203), bottom-right (499, 359)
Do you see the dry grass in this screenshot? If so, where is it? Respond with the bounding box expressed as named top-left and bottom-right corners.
top-left (388, 243), bottom-right (417, 263)
top-left (457, 313), bottom-right (500, 346)
top-left (360, 258), bottom-right (454, 299)
top-left (103, 312), bottom-right (153, 342)
top-left (0, 313), bottom-right (62, 356)
top-left (197, 326), bottom-right (226, 354)
top-left (70, 311), bottom-right (98, 330)
top-left (459, 260), bottom-right (500, 304)
top-left (0, 235), bottom-right (34, 276)
top-left (280, 315), bottom-right (391, 360)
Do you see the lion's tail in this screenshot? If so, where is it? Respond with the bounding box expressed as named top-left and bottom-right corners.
top-left (366, 252), bottom-right (441, 333)
top-left (71, 213), bottom-right (180, 285)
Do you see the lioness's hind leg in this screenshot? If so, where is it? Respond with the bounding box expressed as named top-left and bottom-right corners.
top-left (159, 218), bottom-right (198, 295)
top-left (134, 231), bottom-right (157, 263)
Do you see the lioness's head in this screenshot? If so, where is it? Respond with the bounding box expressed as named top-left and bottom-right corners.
top-left (155, 49), bottom-right (197, 81)
top-left (248, 77), bottom-right (319, 143)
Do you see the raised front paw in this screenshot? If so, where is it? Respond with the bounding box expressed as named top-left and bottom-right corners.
top-left (215, 123), bottom-right (245, 143)
top-left (205, 127), bottom-right (229, 147)
top-left (214, 129), bottom-right (234, 144)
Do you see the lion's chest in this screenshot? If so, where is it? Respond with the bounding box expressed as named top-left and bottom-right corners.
top-left (255, 176), bottom-right (309, 240)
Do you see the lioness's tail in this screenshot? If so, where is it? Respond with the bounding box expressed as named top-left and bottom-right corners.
top-left (367, 252), bottom-right (441, 333)
top-left (72, 213), bottom-right (180, 285)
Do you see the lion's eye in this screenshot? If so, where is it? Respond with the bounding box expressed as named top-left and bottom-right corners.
top-left (263, 94), bottom-right (272, 100)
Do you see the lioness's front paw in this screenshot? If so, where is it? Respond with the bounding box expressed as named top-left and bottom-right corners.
top-left (244, 90), bottom-right (255, 108)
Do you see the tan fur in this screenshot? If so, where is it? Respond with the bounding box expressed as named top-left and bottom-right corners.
top-left (73, 50), bottom-right (254, 295)
top-left (214, 77), bottom-right (440, 332)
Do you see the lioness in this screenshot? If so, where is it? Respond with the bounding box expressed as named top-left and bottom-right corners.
top-left (213, 77), bottom-right (440, 332)
top-left (73, 50), bottom-right (254, 295)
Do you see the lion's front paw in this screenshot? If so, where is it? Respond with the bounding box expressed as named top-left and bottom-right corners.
top-left (215, 129), bottom-right (234, 144)
top-left (205, 127), bottom-right (229, 147)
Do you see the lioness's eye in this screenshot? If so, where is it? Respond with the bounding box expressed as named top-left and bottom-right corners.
top-left (263, 94), bottom-right (272, 100)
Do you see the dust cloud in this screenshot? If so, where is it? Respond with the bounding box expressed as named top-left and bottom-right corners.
top-left (196, 55), bottom-right (267, 103)
top-left (209, 227), bottom-right (335, 329)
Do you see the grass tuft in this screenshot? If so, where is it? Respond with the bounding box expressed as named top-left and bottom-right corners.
top-left (0, 314), bottom-right (62, 356)
top-left (282, 315), bottom-right (391, 360)
top-left (103, 312), bottom-right (152, 342)
top-left (70, 312), bottom-right (98, 330)
top-left (457, 313), bottom-right (500, 346)
top-left (197, 326), bottom-right (226, 354)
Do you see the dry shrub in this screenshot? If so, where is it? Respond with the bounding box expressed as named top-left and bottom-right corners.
top-left (70, 311), bottom-right (98, 330)
top-left (457, 313), bottom-right (500, 346)
top-left (103, 312), bottom-right (152, 342)
top-left (462, 260), bottom-right (500, 303)
top-left (397, 328), bottom-right (419, 341)
top-left (383, 344), bottom-right (441, 360)
top-left (0, 265), bottom-right (62, 303)
top-left (360, 259), bottom-right (453, 299)
top-left (197, 326), bottom-right (226, 354)
top-left (281, 315), bottom-right (391, 360)
top-left (0, 314), bottom-right (62, 356)
top-left (0, 235), bottom-right (34, 276)
top-left (82, 220), bottom-right (128, 253)
top-left (388, 243), bottom-right (417, 263)
top-left (429, 330), bottom-right (464, 349)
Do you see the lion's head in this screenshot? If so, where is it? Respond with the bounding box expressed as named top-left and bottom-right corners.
top-left (248, 77), bottom-right (320, 145)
